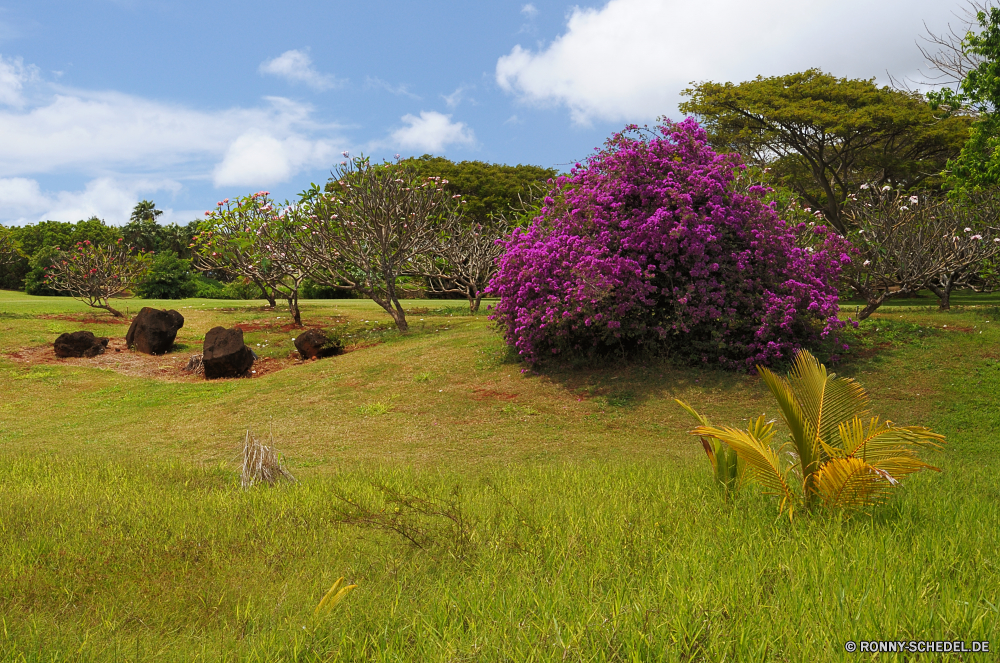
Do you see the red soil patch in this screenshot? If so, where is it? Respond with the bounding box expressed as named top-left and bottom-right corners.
top-left (4, 334), bottom-right (376, 382)
top-left (471, 388), bottom-right (518, 401)
top-left (4, 337), bottom-right (300, 382)
top-left (39, 314), bottom-right (131, 325)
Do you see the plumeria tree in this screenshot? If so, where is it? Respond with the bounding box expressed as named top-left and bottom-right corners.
top-left (193, 193), bottom-right (307, 323)
top-left (287, 154), bottom-right (463, 332)
top-left (43, 239), bottom-right (152, 316)
top-left (843, 186), bottom-right (1000, 316)
top-left (415, 217), bottom-right (507, 313)
top-left (489, 119), bottom-right (853, 369)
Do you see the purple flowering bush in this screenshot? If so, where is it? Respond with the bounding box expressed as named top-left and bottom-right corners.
top-left (488, 119), bottom-right (852, 369)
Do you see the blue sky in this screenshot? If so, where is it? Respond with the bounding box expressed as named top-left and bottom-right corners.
top-left (0, 0), bottom-right (968, 226)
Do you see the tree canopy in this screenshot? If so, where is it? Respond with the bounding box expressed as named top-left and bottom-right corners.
top-left (928, 7), bottom-right (1000, 191)
top-left (400, 156), bottom-right (557, 223)
top-left (680, 70), bottom-right (970, 232)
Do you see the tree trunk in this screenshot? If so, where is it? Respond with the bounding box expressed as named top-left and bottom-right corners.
top-left (857, 293), bottom-right (885, 321)
top-left (927, 272), bottom-right (959, 311)
top-left (100, 303), bottom-right (124, 317)
top-left (286, 293), bottom-right (302, 326)
top-left (252, 278), bottom-right (277, 307)
top-left (470, 294), bottom-right (482, 314)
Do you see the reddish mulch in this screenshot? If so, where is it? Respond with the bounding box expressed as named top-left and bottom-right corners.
top-left (471, 388), bottom-right (519, 401)
top-left (5, 335), bottom-right (376, 382)
top-left (39, 314), bottom-right (132, 325)
top-left (4, 338), bottom-right (301, 382)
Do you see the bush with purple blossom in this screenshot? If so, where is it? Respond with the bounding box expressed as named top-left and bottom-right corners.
top-left (487, 119), bottom-right (852, 370)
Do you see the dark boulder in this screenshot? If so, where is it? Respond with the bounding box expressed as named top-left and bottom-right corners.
top-left (54, 331), bottom-right (109, 358)
top-left (294, 328), bottom-right (344, 360)
top-left (126, 307), bottom-right (184, 355)
top-left (202, 327), bottom-right (255, 379)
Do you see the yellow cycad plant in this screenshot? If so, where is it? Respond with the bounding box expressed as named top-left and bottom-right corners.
top-left (677, 350), bottom-right (945, 517)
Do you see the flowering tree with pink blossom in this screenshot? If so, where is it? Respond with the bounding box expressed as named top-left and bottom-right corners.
top-left (843, 186), bottom-right (1000, 315)
top-left (43, 239), bottom-right (152, 317)
top-left (287, 155), bottom-right (463, 332)
top-left (193, 193), bottom-right (307, 324)
top-left (488, 119), bottom-right (852, 369)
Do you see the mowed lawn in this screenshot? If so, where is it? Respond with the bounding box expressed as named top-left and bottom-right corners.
top-left (0, 290), bottom-right (998, 661)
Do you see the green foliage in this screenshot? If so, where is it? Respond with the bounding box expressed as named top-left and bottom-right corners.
top-left (400, 155), bottom-right (556, 223)
top-left (135, 251), bottom-right (198, 299)
top-left (23, 246), bottom-right (63, 296)
top-left (929, 8), bottom-right (1000, 192)
top-left (222, 279), bottom-right (269, 300)
top-left (301, 278), bottom-right (360, 299)
top-left (681, 70), bottom-right (970, 231)
top-left (190, 273), bottom-right (228, 299)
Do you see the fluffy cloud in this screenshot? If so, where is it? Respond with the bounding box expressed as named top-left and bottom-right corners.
top-left (0, 54), bottom-right (38, 107)
top-left (389, 111), bottom-right (475, 153)
top-left (213, 130), bottom-right (336, 187)
top-left (0, 176), bottom-right (185, 226)
top-left (0, 85), bottom-right (345, 186)
top-left (496, 0), bottom-right (959, 124)
top-left (258, 50), bottom-right (342, 91)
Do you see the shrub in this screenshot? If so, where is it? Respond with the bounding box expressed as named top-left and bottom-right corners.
top-left (24, 246), bottom-right (63, 296)
top-left (135, 251), bottom-right (198, 299)
top-left (301, 278), bottom-right (360, 299)
top-left (488, 119), bottom-right (852, 369)
top-left (43, 240), bottom-right (151, 316)
top-left (191, 274), bottom-right (228, 299)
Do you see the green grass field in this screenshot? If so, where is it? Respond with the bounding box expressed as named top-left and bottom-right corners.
top-left (1, 291), bottom-right (998, 661)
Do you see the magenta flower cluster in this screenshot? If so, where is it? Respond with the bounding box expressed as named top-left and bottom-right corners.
top-left (487, 119), bottom-right (851, 369)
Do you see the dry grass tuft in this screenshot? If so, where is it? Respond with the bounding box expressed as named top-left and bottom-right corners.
top-left (240, 428), bottom-right (296, 489)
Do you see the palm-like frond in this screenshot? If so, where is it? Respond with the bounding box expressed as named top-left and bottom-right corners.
top-left (785, 351), bottom-right (870, 452)
top-left (691, 424), bottom-right (796, 515)
top-left (759, 351), bottom-right (872, 502)
top-left (676, 399), bottom-right (743, 494)
top-left (677, 350), bottom-right (944, 516)
top-left (815, 457), bottom-right (894, 510)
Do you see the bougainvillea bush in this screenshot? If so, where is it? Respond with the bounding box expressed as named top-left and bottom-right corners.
top-left (488, 119), bottom-right (852, 370)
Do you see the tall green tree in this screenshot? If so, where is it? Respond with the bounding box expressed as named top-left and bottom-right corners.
top-left (400, 156), bottom-right (556, 223)
top-left (680, 70), bottom-right (970, 232)
top-left (928, 7), bottom-right (1000, 191)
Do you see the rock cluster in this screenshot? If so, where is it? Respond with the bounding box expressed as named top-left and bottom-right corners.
top-left (54, 331), bottom-right (109, 358)
top-left (126, 307), bottom-right (184, 355)
top-left (293, 328), bottom-right (344, 360)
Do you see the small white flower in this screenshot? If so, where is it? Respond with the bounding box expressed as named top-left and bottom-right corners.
top-left (863, 260), bottom-right (871, 266)
top-left (909, 195), bottom-right (919, 204)
top-left (882, 185), bottom-right (891, 191)
top-left (965, 227), bottom-right (972, 232)
top-left (900, 206), bottom-right (909, 211)
top-left (972, 234), bottom-right (983, 240)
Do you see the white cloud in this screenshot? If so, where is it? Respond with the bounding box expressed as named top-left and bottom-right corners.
top-left (0, 54), bottom-right (38, 107)
top-left (521, 4), bottom-right (538, 17)
top-left (0, 176), bottom-right (182, 226)
top-left (389, 111), bottom-right (475, 153)
top-left (442, 86), bottom-right (468, 108)
top-left (365, 76), bottom-right (421, 99)
top-left (496, 0), bottom-right (961, 124)
top-left (258, 49), bottom-right (341, 91)
top-left (213, 130), bottom-right (336, 187)
top-left (0, 84), bottom-right (345, 187)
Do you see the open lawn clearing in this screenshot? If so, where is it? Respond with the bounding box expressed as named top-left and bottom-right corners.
top-left (0, 291), bottom-right (998, 661)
